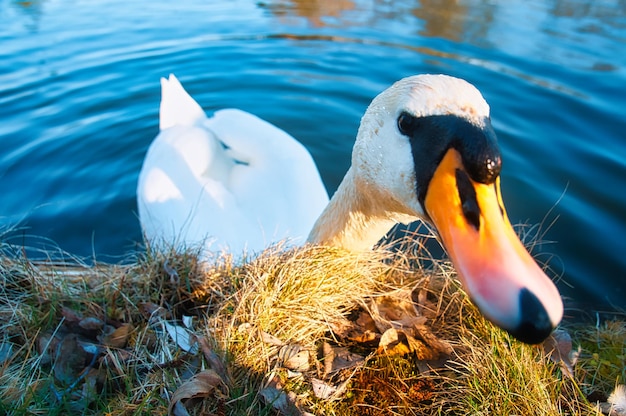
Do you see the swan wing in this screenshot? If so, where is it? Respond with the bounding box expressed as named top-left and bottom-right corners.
top-left (138, 75), bottom-right (329, 257)
top-left (206, 109), bottom-right (329, 244)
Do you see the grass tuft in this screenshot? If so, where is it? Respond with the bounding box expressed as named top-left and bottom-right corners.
top-left (0, 231), bottom-right (622, 415)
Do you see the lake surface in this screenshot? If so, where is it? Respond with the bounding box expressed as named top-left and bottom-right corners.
top-left (1, 0), bottom-right (625, 312)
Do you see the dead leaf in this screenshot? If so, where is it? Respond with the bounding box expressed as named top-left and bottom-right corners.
top-left (76, 338), bottom-right (99, 356)
top-left (310, 377), bottom-right (349, 400)
top-left (167, 370), bottom-right (226, 415)
top-left (411, 279), bottom-right (439, 319)
top-left (330, 314), bottom-right (380, 345)
top-left (368, 290), bottom-right (427, 333)
top-left (37, 332), bottom-right (60, 365)
top-left (100, 324), bottom-right (132, 349)
top-left (279, 345), bottom-right (310, 372)
top-left (61, 307), bottom-right (82, 325)
top-left (355, 310), bottom-right (378, 332)
top-left (377, 328), bottom-right (413, 356)
top-left (413, 324), bottom-right (453, 357)
top-left (311, 378), bottom-right (337, 400)
top-left (198, 337), bottom-right (230, 383)
top-left (182, 315), bottom-right (193, 329)
top-left (54, 334), bottom-right (90, 384)
top-left (78, 316), bottom-right (104, 331)
top-left (376, 328), bottom-right (441, 360)
top-left (260, 330), bottom-right (285, 346)
top-left (139, 302), bottom-right (167, 319)
top-left (322, 342), bottom-right (364, 376)
top-left (170, 401), bottom-right (191, 416)
top-left (259, 376), bottom-right (301, 415)
top-left (78, 367), bottom-right (104, 407)
top-left (542, 328), bottom-right (579, 378)
top-left (164, 321), bottom-right (197, 353)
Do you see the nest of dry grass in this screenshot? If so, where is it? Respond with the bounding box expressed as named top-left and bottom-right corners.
top-left (0, 231), bottom-right (624, 415)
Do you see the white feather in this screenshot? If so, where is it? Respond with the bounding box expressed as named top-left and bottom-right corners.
top-left (609, 385), bottom-right (626, 412)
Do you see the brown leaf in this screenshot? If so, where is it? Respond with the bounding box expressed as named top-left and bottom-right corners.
top-left (311, 378), bottom-right (337, 400)
top-left (61, 306), bottom-right (82, 324)
top-left (411, 279), bottom-right (439, 319)
top-left (198, 337), bottom-right (230, 383)
top-left (279, 345), bottom-right (310, 372)
top-left (376, 328), bottom-right (441, 360)
top-left (259, 376), bottom-right (301, 415)
top-left (310, 377), bottom-right (349, 400)
top-left (260, 330), bottom-right (285, 346)
top-left (100, 324), bottom-right (132, 348)
top-left (543, 328), bottom-right (579, 378)
top-left (138, 302), bottom-right (167, 319)
top-left (413, 324), bottom-right (453, 357)
top-left (78, 317), bottom-right (105, 331)
top-left (377, 328), bottom-right (413, 356)
top-left (78, 367), bottom-right (104, 407)
top-left (167, 370), bottom-right (226, 415)
top-left (330, 314), bottom-right (380, 345)
top-left (322, 342), bottom-right (364, 376)
top-left (350, 330), bottom-right (379, 344)
top-left (368, 290), bottom-right (427, 333)
top-left (37, 332), bottom-right (61, 365)
top-left (355, 310), bottom-right (378, 332)
top-left (54, 333), bottom-right (90, 384)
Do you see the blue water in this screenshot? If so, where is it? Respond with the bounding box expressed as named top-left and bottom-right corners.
top-left (1, 0), bottom-right (625, 311)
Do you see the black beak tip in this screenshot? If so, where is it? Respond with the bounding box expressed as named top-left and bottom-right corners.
top-left (508, 288), bottom-right (555, 344)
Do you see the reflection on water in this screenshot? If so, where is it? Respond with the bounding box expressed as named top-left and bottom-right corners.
top-left (265, 0), bottom-right (625, 67)
top-left (264, 0), bottom-right (356, 27)
top-left (551, 0), bottom-right (626, 24)
top-left (7, 0), bottom-right (45, 32)
top-left (414, 0), bottom-right (493, 43)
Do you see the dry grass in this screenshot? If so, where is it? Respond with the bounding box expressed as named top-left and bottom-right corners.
top-left (0, 231), bottom-right (623, 415)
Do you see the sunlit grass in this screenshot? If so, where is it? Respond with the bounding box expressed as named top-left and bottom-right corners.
top-left (0, 230), bottom-right (623, 415)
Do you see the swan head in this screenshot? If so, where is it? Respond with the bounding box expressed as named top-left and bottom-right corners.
top-left (354, 74), bottom-right (563, 344)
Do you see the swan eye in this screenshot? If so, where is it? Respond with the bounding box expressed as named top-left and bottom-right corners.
top-left (397, 112), bottom-right (419, 136)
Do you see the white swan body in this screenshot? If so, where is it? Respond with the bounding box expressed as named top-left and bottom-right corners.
top-left (137, 75), bottom-right (329, 255)
top-left (138, 74), bottom-right (563, 344)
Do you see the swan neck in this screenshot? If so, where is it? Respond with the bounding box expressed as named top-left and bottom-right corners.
top-left (307, 168), bottom-right (413, 251)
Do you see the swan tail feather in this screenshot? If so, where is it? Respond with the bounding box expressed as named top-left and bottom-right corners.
top-left (159, 74), bottom-right (207, 130)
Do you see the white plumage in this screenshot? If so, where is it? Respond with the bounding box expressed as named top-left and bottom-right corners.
top-left (137, 74), bottom-right (329, 257)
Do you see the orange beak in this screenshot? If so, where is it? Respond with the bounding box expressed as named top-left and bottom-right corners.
top-left (424, 149), bottom-right (563, 343)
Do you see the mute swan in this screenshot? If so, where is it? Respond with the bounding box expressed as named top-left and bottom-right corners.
top-left (137, 74), bottom-right (563, 344)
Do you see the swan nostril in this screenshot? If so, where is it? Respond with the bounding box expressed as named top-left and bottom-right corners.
top-left (509, 288), bottom-right (554, 344)
top-left (455, 169), bottom-right (481, 230)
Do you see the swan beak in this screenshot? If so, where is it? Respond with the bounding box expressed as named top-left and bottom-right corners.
top-left (424, 148), bottom-right (563, 344)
